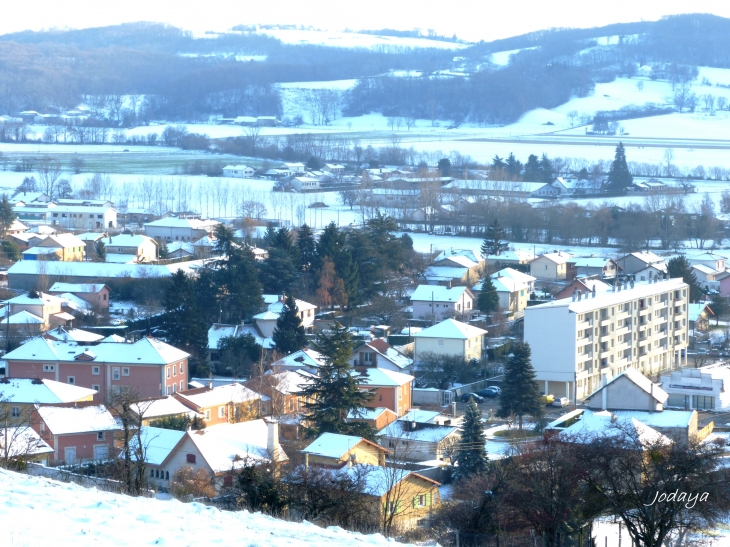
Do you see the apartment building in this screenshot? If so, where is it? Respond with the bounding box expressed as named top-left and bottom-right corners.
top-left (524, 277), bottom-right (689, 402)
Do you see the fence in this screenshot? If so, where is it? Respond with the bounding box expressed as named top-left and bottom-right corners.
top-left (24, 462), bottom-right (154, 497)
top-left (697, 421), bottom-right (714, 442)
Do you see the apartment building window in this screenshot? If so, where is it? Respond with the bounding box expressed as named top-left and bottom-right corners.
top-left (179, 363), bottom-right (184, 374)
top-left (112, 368), bottom-right (120, 380)
top-left (122, 367), bottom-right (130, 376)
top-left (166, 386), bottom-right (171, 395)
top-left (166, 367), bottom-right (170, 378)
top-left (180, 381), bottom-right (184, 391)
top-left (92, 366), bottom-right (100, 375)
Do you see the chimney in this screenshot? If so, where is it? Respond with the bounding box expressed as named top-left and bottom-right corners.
top-left (572, 288), bottom-right (577, 302)
top-left (592, 286), bottom-right (596, 298)
top-left (267, 419), bottom-right (280, 460)
top-left (348, 453), bottom-right (357, 468)
top-left (577, 290), bottom-right (582, 301)
top-left (451, 401), bottom-right (457, 417)
top-left (208, 381), bottom-right (213, 389)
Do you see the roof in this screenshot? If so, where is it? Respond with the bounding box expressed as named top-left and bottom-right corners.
top-left (692, 264), bottom-right (717, 275)
top-left (411, 285), bottom-right (469, 303)
top-left (5, 292), bottom-right (64, 306)
top-left (491, 276), bottom-right (528, 293)
top-left (44, 233), bottom-right (86, 248)
top-left (377, 421), bottom-right (459, 443)
top-left (7, 260), bottom-right (208, 280)
top-left (433, 249), bottom-right (480, 264)
top-left (188, 419), bottom-right (288, 472)
top-left (412, 318), bottom-right (487, 340)
top-left (49, 283), bottom-right (107, 294)
top-left (131, 396), bottom-right (202, 420)
top-left (688, 252), bottom-right (728, 261)
top-left (485, 249), bottom-right (535, 263)
top-left (346, 407), bottom-right (394, 421)
top-left (75, 232), bottom-right (105, 242)
top-left (532, 252), bottom-right (572, 265)
top-left (166, 241), bottom-right (194, 254)
top-left (359, 339), bottom-right (412, 370)
top-left (175, 383), bottom-right (261, 409)
top-left (265, 370), bottom-right (316, 395)
top-left (585, 368), bottom-right (668, 404)
top-left (144, 218), bottom-right (220, 229)
top-left (104, 234), bottom-right (154, 248)
top-left (4, 336), bottom-right (189, 365)
top-left (56, 293), bottom-right (92, 314)
top-left (689, 303), bottom-right (713, 322)
top-left (572, 257), bottom-right (613, 268)
top-left (271, 348), bottom-right (326, 370)
top-left (433, 255), bottom-right (478, 269)
top-left (556, 410), bottom-right (671, 447)
top-left (302, 433), bottom-right (384, 459)
top-left (223, 164), bottom-right (253, 170)
top-left (489, 267), bottom-right (536, 284)
top-left (529, 278), bottom-right (686, 313)
top-left (359, 368), bottom-right (414, 387)
top-left (400, 410), bottom-right (441, 424)
top-left (37, 405), bottom-right (118, 435)
top-left (0, 427), bottom-right (53, 458)
top-left (22, 247), bottom-right (61, 256)
top-left (0, 378), bottom-right (96, 404)
top-left (129, 427), bottom-right (186, 466)
top-left (423, 266), bottom-right (469, 281)
top-left (43, 327), bottom-right (104, 343)
top-left (345, 465), bottom-right (439, 497)
top-left (0, 310), bottom-right (43, 325)
top-left (621, 251), bottom-right (665, 265)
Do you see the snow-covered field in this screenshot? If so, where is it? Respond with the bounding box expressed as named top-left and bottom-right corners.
top-left (0, 468), bottom-right (410, 547)
top-left (257, 28), bottom-right (469, 50)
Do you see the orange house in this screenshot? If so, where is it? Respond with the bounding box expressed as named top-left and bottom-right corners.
top-left (356, 368), bottom-right (414, 418)
top-left (174, 383), bottom-right (263, 426)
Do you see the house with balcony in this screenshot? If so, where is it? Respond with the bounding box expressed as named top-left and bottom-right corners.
top-left (349, 339), bottom-right (412, 372)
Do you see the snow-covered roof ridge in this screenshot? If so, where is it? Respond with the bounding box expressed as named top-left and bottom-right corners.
top-left (49, 282), bottom-right (107, 293)
top-left (37, 404), bottom-right (118, 435)
top-left (0, 378), bottom-right (96, 403)
top-left (359, 368), bottom-right (414, 387)
top-left (586, 368), bottom-right (668, 404)
top-left (412, 318), bottom-right (487, 340)
top-left (302, 432), bottom-right (383, 460)
top-left (411, 284), bottom-right (470, 303)
top-left (174, 383), bottom-right (261, 409)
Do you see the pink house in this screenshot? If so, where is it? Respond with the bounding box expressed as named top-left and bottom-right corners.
top-left (49, 282), bottom-right (111, 312)
top-left (716, 271), bottom-right (730, 297)
top-left (4, 337), bottom-right (190, 403)
top-left (33, 403), bottom-right (118, 464)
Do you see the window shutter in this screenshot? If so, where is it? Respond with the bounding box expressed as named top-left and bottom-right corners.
top-left (426, 493), bottom-right (431, 506)
top-left (395, 500), bottom-right (401, 513)
top-left (413, 496), bottom-right (417, 509)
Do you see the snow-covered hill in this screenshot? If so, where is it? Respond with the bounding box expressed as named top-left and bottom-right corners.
top-left (0, 469), bottom-right (413, 546)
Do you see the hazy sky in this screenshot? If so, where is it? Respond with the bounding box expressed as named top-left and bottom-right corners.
top-left (4, 1), bottom-right (730, 42)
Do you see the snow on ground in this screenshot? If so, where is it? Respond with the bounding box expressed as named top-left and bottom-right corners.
top-left (278, 79), bottom-right (359, 91)
top-left (0, 468), bottom-right (410, 547)
top-left (257, 28), bottom-right (469, 50)
top-left (488, 47), bottom-right (537, 67)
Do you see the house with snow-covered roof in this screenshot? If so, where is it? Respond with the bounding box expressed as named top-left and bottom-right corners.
top-left (144, 217), bottom-right (220, 243)
top-left (42, 326), bottom-right (104, 344)
top-left (101, 233), bottom-right (158, 263)
top-left (412, 319), bottom-right (487, 363)
top-left (572, 257), bottom-right (620, 278)
top-left (254, 294), bottom-right (317, 338)
top-left (484, 249), bottom-right (535, 270)
top-left (269, 348), bottom-right (326, 372)
top-left (411, 284), bottom-right (474, 321)
top-left (33, 403), bottom-right (119, 464)
top-left (423, 249), bottom-right (483, 287)
top-left (244, 370), bottom-right (316, 418)
top-left (22, 233), bottom-right (85, 262)
top-left (302, 432), bottom-right (388, 468)
top-left (0, 426), bottom-right (53, 465)
top-left (617, 251), bottom-right (666, 275)
top-left (377, 419), bottom-right (460, 463)
top-left (174, 383), bottom-right (263, 427)
top-left (222, 165), bottom-right (255, 178)
top-left (584, 368), bottom-right (668, 412)
top-left (1, 291), bottom-right (75, 331)
top-left (554, 276), bottom-right (612, 301)
top-left (4, 336), bottom-right (190, 402)
top-left (356, 368), bottom-right (414, 418)
top-left (48, 282), bottom-right (110, 312)
top-left (529, 252), bottom-right (573, 281)
top-left (0, 377), bottom-right (96, 426)
top-left (346, 407), bottom-right (397, 430)
top-left (349, 339), bottom-right (412, 372)
top-left (131, 395), bottom-right (203, 425)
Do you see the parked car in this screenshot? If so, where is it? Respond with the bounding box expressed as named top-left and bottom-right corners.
top-left (461, 393), bottom-right (484, 404)
top-left (476, 388), bottom-right (499, 398)
top-left (541, 394), bottom-right (555, 406)
top-left (485, 386), bottom-right (501, 394)
top-left (552, 397), bottom-right (570, 408)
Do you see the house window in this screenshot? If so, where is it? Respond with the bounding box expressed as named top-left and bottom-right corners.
top-left (92, 384), bottom-right (100, 392)
top-left (40, 422), bottom-right (45, 434)
top-left (172, 366), bottom-right (176, 377)
top-left (180, 381), bottom-right (184, 391)
top-left (187, 454), bottom-right (196, 463)
top-left (205, 410), bottom-right (210, 421)
top-left (150, 469), bottom-right (154, 477)
top-left (166, 386), bottom-right (171, 395)
top-left (97, 432), bottom-right (105, 441)
top-left (418, 494), bottom-right (427, 507)
top-left (43, 365), bottom-right (55, 372)
top-left (364, 352), bottom-right (372, 363)
top-left (386, 501), bottom-right (398, 514)
top-left (10, 406), bottom-right (20, 418)
top-left (122, 367), bottom-right (130, 376)
top-left (112, 368), bottom-right (120, 380)
top-left (179, 363), bottom-right (184, 374)
top-left (67, 376), bottom-right (75, 385)
top-left (166, 367), bottom-right (170, 378)
top-left (218, 406), bottom-right (225, 419)
top-left (92, 366), bottom-right (100, 375)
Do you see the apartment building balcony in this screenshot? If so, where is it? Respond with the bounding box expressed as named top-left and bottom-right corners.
top-left (577, 352), bottom-right (592, 364)
top-left (616, 310), bottom-right (630, 321)
top-left (616, 341), bottom-right (630, 353)
top-left (654, 300), bottom-right (667, 311)
top-left (615, 325), bottom-right (630, 337)
top-left (577, 319), bottom-right (593, 331)
top-left (577, 335), bottom-right (593, 347)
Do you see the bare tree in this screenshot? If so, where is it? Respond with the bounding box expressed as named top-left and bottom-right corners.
top-left (36, 157), bottom-right (63, 198)
top-left (0, 398), bottom-right (47, 470)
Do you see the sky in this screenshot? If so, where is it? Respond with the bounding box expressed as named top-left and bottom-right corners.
top-left (3, 1), bottom-right (730, 42)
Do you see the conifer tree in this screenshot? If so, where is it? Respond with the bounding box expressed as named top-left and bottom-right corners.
top-left (0, 194), bottom-right (16, 238)
top-left (453, 398), bottom-right (489, 480)
top-left (297, 323), bottom-right (375, 439)
top-left (538, 153), bottom-right (555, 183)
top-left (272, 294), bottom-right (307, 356)
top-left (478, 276), bottom-right (499, 314)
top-left (606, 142), bottom-right (633, 191)
top-left (481, 219), bottom-right (508, 257)
top-left (158, 241), bottom-right (169, 260)
top-left (296, 224), bottom-right (316, 271)
top-left (94, 240), bottom-right (107, 262)
top-left (213, 223), bottom-right (235, 255)
top-left (523, 154), bottom-right (541, 182)
top-left (667, 255), bottom-right (703, 302)
top-left (162, 270), bottom-right (209, 370)
top-left (496, 342), bottom-right (543, 430)
top-left (505, 152), bottom-right (522, 179)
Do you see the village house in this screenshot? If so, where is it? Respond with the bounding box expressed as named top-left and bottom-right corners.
top-left (410, 285), bottom-right (475, 322)
top-left (174, 383), bottom-right (263, 426)
top-left (634, 263), bottom-right (669, 283)
top-left (1, 291), bottom-right (76, 331)
top-left (484, 249), bottom-right (535, 271)
top-left (346, 407), bottom-right (398, 430)
top-left (583, 368), bottom-right (668, 413)
top-left (617, 251), bottom-right (666, 276)
top-left (474, 270), bottom-right (533, 313)
top-left (348, 339), bottom-right (412, 372)
top-left (269, 348), bottom-right (326, 373)
top-left (422, 249), bottom-right (483, 287)
top-left (253, 294), bottom-right (317, 338)
top-left (572, 257), bottom-right (620, 278)
top-left (689, 302), bottom-right (713, 333)
top-left (0, 377), bottom-right (96, 425)
top-left (529, 252), bottom-right (573, 281)
top-left (166, 241), bottom-right (195, 259)
top-left (101, 233), bottom-right (159, 263)
top-left (290, 176), bottom-right (321, 192)
top-left (48, 283), bottom-right (111, 312)
top-left (302, 433), bottom-right (388, 468)
top-left (8, 231), bottom-right (46, 252)
top-left (144, 217), bottom-right (220, 242)
top-left (131, 395), bottom-right (203, 426)
top-left (412, 319), bottom-right (487, 363)
top-left (524, 278), bottom-right (690, 401)
top-left (34, 403), bottom-right (119, 464)
top-left (356, 368), bottom-right (414, 418)
top-left (376, 418), bottom-right (461, 463)
top-left (0, 426), bottom-right (53, 465)
top-left (687, 251), bottom-right (727, 274)
top-left (692, 264), bottom-right (719, 291)
top-left (4, 336), bottom-right (190, 402)
top-left (43, 326), bottom-right (104, 343)
top-left (222, 165), bottom-right (255, 178)
top-left (554, 276), bottom-right (612, 300)
top-left (244, 370), bottom-right (316, 418)
top-left (22, 233), bottom-right (86, 262)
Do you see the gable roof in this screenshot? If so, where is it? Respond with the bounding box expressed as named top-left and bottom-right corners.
top-left (302, 433), bottom-right (386, 460)
top-left (533, 252), bottom-right (572, 265)
top-left (349, 465), bottom-right (440, 497)
top-left (585, 368), bottom-right (668, 404)
top-left (556, 410), bottom-right (671, 447)
top-left (0, 310), bottom-right (44, 325)
top-left (689, 303), bottom-right (713, 322)
top-left (5, 292), bottom-right (64, 307)
top-left (43, 327), bottom-right (104, 343)
top-left (489, 267), bottom-right (536, 283)
top-left (175, 383), bottom-right (261, 410)
top-left (49, 283), bottom-right (107, 294)
top-left (144, 218), bottom-right (220, 230)
top-left (358, 339), bottom-right (412, 370)
top-left (131, 396), bottom-right (202, 420)
top-left (271, 348), bottom-right (326, 370)
top-left (413, 318), bottom-right (487, 340)
top-left (359, 368), bottom-right (414, 387)
top-left (37, 405), bottom-right (118, 435)
top-left (411, 285), bottom-right (470, 303)
top-left (0, 427), bottom-right (53, 458)
top-left (131, 426), bottom-right (186, 466)
top-left (0, 378), bottom-right (96, 404)
top-left (346, 407), bottom-right (395, 421)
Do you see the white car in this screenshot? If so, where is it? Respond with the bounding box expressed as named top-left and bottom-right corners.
top-left (552, 397), bottom-right (570, 408)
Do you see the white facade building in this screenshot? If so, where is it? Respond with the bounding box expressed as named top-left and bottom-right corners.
top-left (524, 278), bottom-right (689, 401)
top-left (411, 285), bottom-right (474, 321)
top-left (222, 165), bottom-right (255, 178)
top-left (660, 365), bottom-right (730, 411)
top-left (144, 218), bottom-right (220, 242)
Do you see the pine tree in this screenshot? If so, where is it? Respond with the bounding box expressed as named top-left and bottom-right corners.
top-left (162, 270), bottom-right (209, 367)
top-left (213, 224), bottom-right (235, 255)
top-left (0, 195), bottom-right (16, 238)
top-left (258, 247), bottom-right (299, 294)
top-left (491, 155), bottom-right (505, 170)
top-left (296, 224), bottom-right (316, 271)
top-left (297, 323), bottom-right (376, 439)
top-left (523, 154), bottom-right (541, 182)
top-left (667, 255), bottom-right (703, 302)
top-left (478, 277), bottom-right (499, 313)
top-left (481, 219), bottom-right (508, 257)
top-left (437, 158), bottom-right (452, 177)
top-left (505, 153), bottom-right (522, 179)
top-left (1, 240), bottom-right (19, 261)
top-left (453, 398), bottom-right (489, 480)
top-left (272, 294), bottom-right (307, 356)
top-left (496, 342), bottom-right (543, 430)
top-left (158, 241), bottom-right (169, 260)
top-left (334, 249), bottom-right (359, 308)
top-left (538, 153), bottom-right (554, 183)
top-left (217, 247), bottom-right (263, 322)
top-left (94, 240), bottom-right (107, 262)
top-left (262, 224), bottom-right (277, 249)
top-left (218, 333), bottom-right (262, 378)
top-left (606, 142), bottom-right (633, 192)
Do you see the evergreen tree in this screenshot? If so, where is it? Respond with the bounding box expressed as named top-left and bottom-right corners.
top-left (262, 224), bottom-right (277, 249)
top-left (271, 227), bottom-right (295, 255)
top-left (366, 212), bottom-right (405, 274)
top-left (296, 224), bottom-right (316, 271)
top-left (94, 240), bottom-right (107, 262)
top-left (297, 323), bottom-right (375, 439)
top-left (1, 239), bottom-right (19, 261)
top-left (306, 156), bottom-right (320, 171)
top-left (437, 158), bottom-right (452, 177)
top-left (453, 398), bottom-right (488, 480)
top-left (538, 153), bottom-right (555, 183)
top-left (606, 142), bottom-right (633, 192)
top-left (491, 155), bottom-right (505, 170)
top-left (0, 195), bottom-right (16, 238)
top-left (334, 249), bottom-right (359, 308)
top-left (523, 154), bottom-right (541, 182)
top-left (218, 333), bottom-right (262, 378)
top-left (667, 255), bottom-right (703, 302)
top-left (496, 342), bottom-right (543, 430)
top-left (258, 247), bottom-right (299, 294)
top-left (505, 152), bottom-right (522, 179)
top-left (315, 221), bottom-right (346, 268)
top-left (162, 270), bottom-right (209, 371)
top-left (347, 229), bottom-right (379, 301)
top-left (213, 223), bottom-right (235, 255)
top-left (477, 277), bottom-right (499, 314)
top-left (272, 294), bottom-right (307, 355)
top-left (481, 219), bottom-right (508, 257)
top-left (158, 241), bottom-right (169, 260)
top-left (216, 247), bottom-right (264, 322)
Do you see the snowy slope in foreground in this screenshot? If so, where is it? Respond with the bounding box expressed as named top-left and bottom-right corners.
top-left (0, 469), bottom-right (410, 547)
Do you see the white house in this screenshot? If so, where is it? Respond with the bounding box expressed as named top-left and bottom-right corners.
top-left (101, 234), bottom-right (159, 263)
top-left (253, 295), bottom-right (317, 338)
top-left (410, 285), bottom-right (474, 321)
top-left (290, 177), bottom-right (320, 192)
top-left (423, 250), bottom-right (483, 286)
top-left (144, 217), bottom-right (220, 243)
top-left (412, 319), bottom-right (487, 363)
top-left (222, 165), bottom-right (255, 178)
top-left (477, 275), bottom-right (530, 313)
top-left (617, 251), bottom-right (665, 276)
top-left (660, 365), bottom-right (730, 411)
top-left (529, 252), bottom-right (572, 281)
top-left (687, 251), bottom-right (727, 274)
